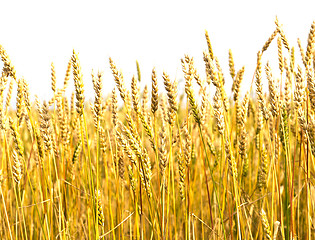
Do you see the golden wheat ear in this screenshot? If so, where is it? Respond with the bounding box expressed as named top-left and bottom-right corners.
top-left (0, 44), bottom-right (17, 80)
top-left (260, 209), bottom-right (272, 240)
top-left (262, 28), bottom-right (278, 53)
top-left (95, 189), bottom-right (105, 226)
top-left (150, 68), bottom-right (159, 115)
top-left (72, 50), bottom-right (85, 117)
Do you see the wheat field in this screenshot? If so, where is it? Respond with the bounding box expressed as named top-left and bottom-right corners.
top-left (0, 18), bottom-right (315, 240)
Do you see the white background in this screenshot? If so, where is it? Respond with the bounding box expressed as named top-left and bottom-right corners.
top-left (1, 0), bottom-right (315, 101)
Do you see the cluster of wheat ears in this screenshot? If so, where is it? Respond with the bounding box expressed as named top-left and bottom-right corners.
top-left (0, 18), bottom-right (315, 240)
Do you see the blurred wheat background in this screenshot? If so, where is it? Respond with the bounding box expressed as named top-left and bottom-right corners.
top-left (0, 16), bottom-right (315, 240)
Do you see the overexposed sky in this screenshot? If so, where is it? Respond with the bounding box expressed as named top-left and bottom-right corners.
top-left (1, 0), bottom-right (315, 101)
